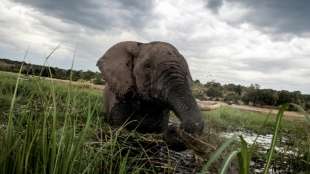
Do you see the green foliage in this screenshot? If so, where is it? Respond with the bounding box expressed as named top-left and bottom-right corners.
top-left (203, 81), bottom-right (224, 99)
top-left (223, 92), bottom-right (240, 103)
top-left (255, 89), bottom-right (279, 106)
top-left (241, 84), bottom-right (260, 105)
top-left (224, 84), bottom-right (243, 95)
top-left (92, 73), bottom-right (105, 85)
top-left (277, 91), bottom-right (305, 109)
top-left (206, 87), bottom-right (223, 98)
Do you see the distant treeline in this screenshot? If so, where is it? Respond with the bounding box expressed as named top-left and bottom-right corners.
top-left (192, 80), bottom-right (310, 111)
top-left (0, 58), bottom-right (105, 84)
top-left (1, 58), bottom-right (309, 111)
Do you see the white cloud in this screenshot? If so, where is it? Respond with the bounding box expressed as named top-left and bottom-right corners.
top-left (0, 0), bottom-right (309, 93)
top-left (218, 1), bottom-right (250, 23)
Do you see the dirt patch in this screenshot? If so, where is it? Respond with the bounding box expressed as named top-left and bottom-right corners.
top-left (230, 104), bottom-right (304, 121)
top-left (196, 100), bottom-right (222, 111)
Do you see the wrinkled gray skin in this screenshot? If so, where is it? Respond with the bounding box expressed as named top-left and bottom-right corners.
top-left (97, 41), bottom-right (204, 138)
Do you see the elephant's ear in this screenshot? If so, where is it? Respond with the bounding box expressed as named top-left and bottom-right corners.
top-left (97, 41), bottom-right (141, 98)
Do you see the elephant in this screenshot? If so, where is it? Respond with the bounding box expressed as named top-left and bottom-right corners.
top-left (96, 41), bottom-right (204, 139)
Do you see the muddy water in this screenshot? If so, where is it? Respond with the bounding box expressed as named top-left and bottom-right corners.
top-left (221, 131), bottom-right (295, 152)
top-left (220, 130), bottom-right (298, 174)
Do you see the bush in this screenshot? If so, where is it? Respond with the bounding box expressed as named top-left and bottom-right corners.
top-left (206, 87), bottom-right (223, 98)
top-left (224, 93), bottom-right (240, 103)
top-left (92, 74), bottom-right (105, 85)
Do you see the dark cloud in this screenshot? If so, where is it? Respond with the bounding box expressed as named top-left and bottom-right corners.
top-left (206, 0), bottom-right (310, 35)
top-left (13, 0), bottom-right (155, 31)
top-left (206, 0), bottom-right (223, 13)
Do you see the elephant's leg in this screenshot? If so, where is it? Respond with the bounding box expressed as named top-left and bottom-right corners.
top-left (131, 108), bottom-right (169, 133)
top-left (134, 104), bottom-right (187, 151)
top-left (109, 101), bottom-right (133, 127)
top-left (105, 86), bottom-right (133, 127)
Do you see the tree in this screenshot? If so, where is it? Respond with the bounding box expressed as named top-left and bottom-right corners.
top-left (206, 87), bottom-right (223, 98)
top-left (304, 95), bottom-right (310, 111)
top-left (81, 70), bottom-right (96, 81)
top-left (71, 70), bottom-right (82, 81)
top-left (193, 79), bottom-right (201, 85)
top-left (93, 73), bottom-right (105, 85)
top-left (224, 83), bottom-right (243, 95)
top-left (242, 84), bottom-right (260, 105)
top-left (224, 92), bottom-right (240, 103)
top-left (277, 90), bottom-right (292, 105)
top-left (255, 89), bottom-right (278, 106)
top-left (290, 91), bottom-right (305, 106)
top-left (205, 81), bottom-right (222, 89)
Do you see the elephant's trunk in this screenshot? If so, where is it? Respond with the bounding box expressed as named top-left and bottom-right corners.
top-left (153, 61), bottom-right (204, 134)
top-left (165, 83), bottom-right (204, 135)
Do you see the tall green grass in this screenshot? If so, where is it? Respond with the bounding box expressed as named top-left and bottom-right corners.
top-left (0, 68), bottom-right (150, 173)
top-left (0, 64), bottom-right (101, 173)
top-left (0, 69), bottom-right (192, 173)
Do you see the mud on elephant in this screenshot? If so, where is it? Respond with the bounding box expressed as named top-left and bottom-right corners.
top-left (97, 41), bottom-right (205, 147)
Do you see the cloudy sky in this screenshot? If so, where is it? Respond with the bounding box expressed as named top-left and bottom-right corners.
top-left (1, 0), bottom-right (310, 93)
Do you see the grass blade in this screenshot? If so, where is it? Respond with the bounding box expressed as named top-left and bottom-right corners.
top-left (263, 104), bottom-right (288, 174)
top-left (238, 136), bottom-right (251, 174)
top-left (199, 135), bottom-right (237, 173)
top-left (290, 103), bottom-right (310, 125)
top-left (219, 150), bottom-right (239, 174)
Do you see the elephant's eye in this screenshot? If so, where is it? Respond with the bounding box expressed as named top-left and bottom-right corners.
top-left (144, 63), bottom-right (151, 69)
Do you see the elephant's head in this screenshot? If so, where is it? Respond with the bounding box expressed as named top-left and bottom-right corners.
top-left (97, 41), bottom-right (204, 135)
